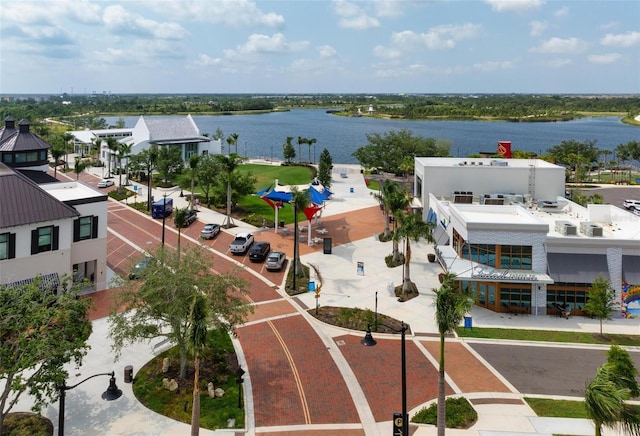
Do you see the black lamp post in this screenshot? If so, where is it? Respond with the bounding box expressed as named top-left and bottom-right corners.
top-left (236, 366), bottom-right (245, 408)
top-left (362, 322), bottom-right (409, 436)
top-left (58, 371), bottom-right (122, 436)
top-left (160, 189), bottom-right (184, 246)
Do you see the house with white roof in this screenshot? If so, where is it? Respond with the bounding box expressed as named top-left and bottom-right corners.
top-left (415, 157), bottom-right (640, 317)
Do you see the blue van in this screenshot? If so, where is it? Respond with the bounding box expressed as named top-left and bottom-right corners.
top-left (152, 197), bottom-right (174, 218)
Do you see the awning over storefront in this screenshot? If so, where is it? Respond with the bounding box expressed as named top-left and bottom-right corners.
top-left (547, 253), bottom-right (609, 283)
top-left (1, 272), bottom-right (60, 291)
top-left (623, 256), bottom-right (640, 285)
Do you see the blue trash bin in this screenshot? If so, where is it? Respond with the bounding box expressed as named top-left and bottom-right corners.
top-left (464, 316), bottom-right (472, 329)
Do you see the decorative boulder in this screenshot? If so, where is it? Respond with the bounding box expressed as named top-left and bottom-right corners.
top-left (214, 387), bottom-right (225, 398)
top-left (207, 382), bottom-right (216, 398)
top-left (162, 378), bottom-right (179, 392)
top-left (162, 358), bottom-right (170, 373)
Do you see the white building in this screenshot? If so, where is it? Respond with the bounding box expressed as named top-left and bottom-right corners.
top-left (415, 157), bottom-right (640, 317)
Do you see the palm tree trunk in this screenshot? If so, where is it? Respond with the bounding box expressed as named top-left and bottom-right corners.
top-left (437, 334), bottom-right (446, 436)
top-left (191, 356), bottom-right (200, 436)
top-left (225, 181), bottom-right (232, 228)
top-left (402, 239), bottom-right (413, 295)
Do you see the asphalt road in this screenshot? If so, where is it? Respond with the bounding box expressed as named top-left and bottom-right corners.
top-left (469, 342), bottom-right (640, 397)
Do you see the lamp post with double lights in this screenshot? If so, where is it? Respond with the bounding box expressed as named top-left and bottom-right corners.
top-left (57, 371), bottom-right (122, 436)
top-left (361, 322), bottom-right (409, 436)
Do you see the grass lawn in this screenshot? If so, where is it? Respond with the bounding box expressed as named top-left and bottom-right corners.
top-left (455, 326), bottom-right (640, 346)
top-left (524, 398), bottom-right (588, 419)
top-left (237, 163), bottom-right (315, 188)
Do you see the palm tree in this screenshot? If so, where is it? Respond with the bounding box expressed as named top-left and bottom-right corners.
top-left (105, 137), bottom-right (119, 177)
top-left (388, 187), bottom-right (410, 264)
top-left (188, 294), bottom-right (208, 436)
top-left (229, 133), bottom-right (239, 155)
top-left (174, 207), bottom-right (188, 260)
top-left (116, 142), bottom-right (132, 194)
top-left (372, 179), bottom-right (396, 238)
top-left (290, 187), bottom-right (310, 290)
top-left (434, 273), bottom-right (473, 436)
top-left (188, 155), bottom-right (200, 211)
top-left (215, 154), bottom-right (244, 228)
top-left (297, 136), bottom-right (305, 163)
top-left (61, 131), bottom-right (74, 165)
top-left (307, 138), bottom-right (316, 163)
top-left (73, 157), bottom-right (91, 180)
top-left (395, 211), bottom-right (434, 296)
top-left (50, 144), bottom-right (65, 179)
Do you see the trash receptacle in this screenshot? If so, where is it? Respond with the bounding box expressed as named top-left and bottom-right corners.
top-left (349, 187), bottom-right (354, 193)
top-left (279, 220), bottom-right (285, 228)
top-left (124, 365), bottom-right (133, 383)
top-left (323, 237), bottom-right (332, 254)
top-left (464, 316), bottom-right (472, 329)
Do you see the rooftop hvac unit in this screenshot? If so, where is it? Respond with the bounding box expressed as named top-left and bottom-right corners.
top-left (580, 222), bottom-right (603, 237)
top-left (490, 160), bottom-right (508, 166)
top-left (555, 220), bottom-right (577, 236)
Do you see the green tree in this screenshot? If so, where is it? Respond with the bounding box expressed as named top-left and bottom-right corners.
top-left (0, 278), bottom-right (92, 434)
top-left (317, 148), bottom-right (333, 188)
top-left (585, 346), bottom-right (640, 436)
top-left (547, 139), bottom-right (600, 174)
top-left (352, 129), bottom-right (450, 174)
top-left (584, 276), bottom-right (617, 337)
top-left (109, 246), bottom-right (251, 379)
top-left (283, 136), bottom-right (295, 163)
top-left (195, 155), bottom-right (220, 207)
top-left (434, 273), bottom-right (473, 436)
top-left (189, 295), bottom-right (208, 436)
top-left (61, 131), bottom-right (74, 167)
top-left (297, 136), bottom-right (305, 163)
top-left (395, 211), bottom-right (434, 296)
top-left (215, 154), bottom-right (245, 228)
top-left (157, 145), bottom-right (184, 184)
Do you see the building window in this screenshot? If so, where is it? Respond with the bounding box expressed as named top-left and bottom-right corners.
top-left (31, 226), bottom-right (59, 254)
top-left (185, 143), bottom-right (197, 159)
top-left (0, 232), bottom-right (16, 260)
top-left (74, 216), bottom-right (98, 241)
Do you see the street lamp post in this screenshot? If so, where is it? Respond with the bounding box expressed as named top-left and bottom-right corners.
top-left (58, 371), bottom-right (122, 436)
top-left (362, 322), bottom-right (408, 436)
top-left (161, 189), bottom-right (184, 246)
top-left (236, 366), bottom-right (245, 408)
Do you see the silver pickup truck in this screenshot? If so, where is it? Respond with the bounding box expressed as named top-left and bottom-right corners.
top-left (229, 232), bottom-right (254, 254)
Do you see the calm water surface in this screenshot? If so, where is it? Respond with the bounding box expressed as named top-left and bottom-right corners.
top-left (105, 110), bottom-right (639, 164)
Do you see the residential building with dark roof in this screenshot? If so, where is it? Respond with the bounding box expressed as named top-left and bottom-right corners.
top-left (0, 116), bottom-right (108, 293)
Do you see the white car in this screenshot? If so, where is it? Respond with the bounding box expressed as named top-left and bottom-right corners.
top-left (623, 199), bottom-right (640, 211)
top-left (97, 179), bottom-right (115, 188)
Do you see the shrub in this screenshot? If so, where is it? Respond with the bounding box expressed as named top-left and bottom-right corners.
top-left (411, 397), bottom-right (477, 428)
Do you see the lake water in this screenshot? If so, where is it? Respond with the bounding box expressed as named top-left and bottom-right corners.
top-left (105, 110), bottom-right (639, 164)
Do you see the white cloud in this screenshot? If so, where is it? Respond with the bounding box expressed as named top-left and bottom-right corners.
top-left (554, 6), bottom-right (569, 18)
top-left (484, 0), bottom-right (545, 13)
top-left (529, 20), bottom-right (548, 37)
top-left (374, 0), bottom-right (405, 18)
top-left (318, 45), bottom-right (338, 58)
top-left (472, 60), bottom-right (517, 72)
top-left (600, 31), bottom-right (640, 48)
top-left (588, 53), bottom-right (621, 64)
top-left (146, 0), bottom-right (284, 27)
top-left (539, 58), bottom-right (572, 68)
top-left (103, 5), bottom-right (187, 40)
top-left (531, 37), bottom-right (586, 54)
top-left (333, 0), bottom-right (380, 30)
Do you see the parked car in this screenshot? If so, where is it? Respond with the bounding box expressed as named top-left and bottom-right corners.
top-left (229, 233), bottom-right (254, 254)
top-left (265, 251), bottom-right (286, 271)
top-left (249, 242), bottom-right (271, 262)
top-left (175, 209), bottom-right (197, 227)
top-left (200, 223), bottom-right (221, 239)
top-left (623, 199), bottom-right (640, 211)
top-left (129, 256), bottom-right (154, 279)
top-left (97, 179), bottom-right (115, 188)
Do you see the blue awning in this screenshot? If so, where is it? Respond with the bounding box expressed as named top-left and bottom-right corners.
top-left (427, 208), bottom-right (437, 224)
top-left (264, 190), bottom-right (293, 203)
top-left (256, 185), bottom-right (272, 197)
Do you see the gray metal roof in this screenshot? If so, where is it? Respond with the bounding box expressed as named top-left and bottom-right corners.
top-left (142, 116), bottom-right (207, 143)
top-left (0, 163), bottom-right (79, 229)
top-left (0, 118), bottom-right (51, 152)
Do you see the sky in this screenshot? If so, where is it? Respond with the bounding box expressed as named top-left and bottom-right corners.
top-left (1, 0), bottom-right (639, 95)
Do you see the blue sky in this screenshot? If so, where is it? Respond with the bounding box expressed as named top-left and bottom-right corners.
top-left (1, 0), bottom-right (639, 94)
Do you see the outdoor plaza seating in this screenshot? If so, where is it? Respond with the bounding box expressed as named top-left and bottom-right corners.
top-left (316, 228), bottom-right (329, 235)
